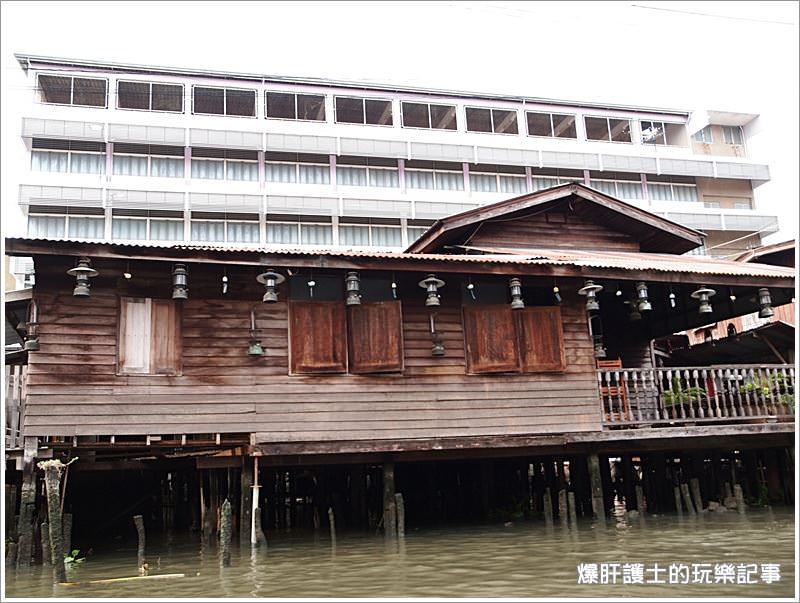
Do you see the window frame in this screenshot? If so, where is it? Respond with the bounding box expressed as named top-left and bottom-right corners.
top-left (265, 90), bottom-right (327, 122)
top-left (117, 296), bottom-right (182, 376)
top-left (192, 84), bottom-right (257, 118)
top-left (583, 115), bottom-right (633, 144)
top-left (525, 111), bottom-right (578, 139)
top-left (31, 148), bottom-right (106, 176)
top-left (116, 79), bottom-right (185, 114)
top-left (334, 95), bottom-right (393, 126)
top-left (465, 106), bottom-right (519, 135)
top-left (111, 216), bottom-right (184, 242)
top-left (721, 125), bottom-right (744, 145)
top-left (693, 126), bottom-right (714, 144)
top-left (36, 72), bottom-right (108, 108)
top-left (400, 101), bottom-right (458, 131)
top-left (338, 223), bottom-right (403, 248)
top-left (189, 218), bottom-right (261, 243)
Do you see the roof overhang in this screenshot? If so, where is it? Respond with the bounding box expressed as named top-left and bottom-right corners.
top-left (405, 184), bottom-right (706, 255)
top-left (687, 109), bottom-right (759, 134)
top-left (5, 238), bottom-right (794, 289)
top-left (671, 320), bottom-right (795, 365)
top-left (733, 240), bottom-right (795, 267)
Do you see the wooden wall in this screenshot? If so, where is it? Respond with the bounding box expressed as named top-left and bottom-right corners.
top-left (23, 262), bottom-right (603, 444)
top-left (468, 207), bottom-right (640, 252)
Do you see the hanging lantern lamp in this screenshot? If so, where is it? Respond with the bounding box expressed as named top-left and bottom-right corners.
top-left (419, 274), bottom-right (445, 307)
top-left (345, 271), bottom-right (361, 306)
top-left (256, 269), bottom-right (286, 303)
top-left (691, 286), bottom-right (716, 314)
top-left (247, 308), bottom-right (264, 357)
top-left (509, 278), bottom-right (525, 310)
top-left (577, 280), bottom-right (603, 312)
top-left (66, 257), bottom-right (98, 297)
top-left (171, 264), bottom-right (189, 299)
top-left (757, 288), bottom-right (774, 318)
top-left (429, 314), bottom-right (445, 356)
top-left (635, 281), bottom-right (652, 312)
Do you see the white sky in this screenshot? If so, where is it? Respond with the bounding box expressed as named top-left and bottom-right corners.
top-left (1, 1), bottom-right (798, 242)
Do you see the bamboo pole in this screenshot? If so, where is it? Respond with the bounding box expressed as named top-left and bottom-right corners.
top-left (133, 515), bottom-right (146, 571)
top-left (220, 499), bottom-right (232, 567)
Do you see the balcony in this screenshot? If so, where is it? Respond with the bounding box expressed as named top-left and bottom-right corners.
top-left (598, 364), bottom-right (795, 428)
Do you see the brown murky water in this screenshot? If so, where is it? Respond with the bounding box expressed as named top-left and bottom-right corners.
top-left (5, 507), bottom-right (795, 598)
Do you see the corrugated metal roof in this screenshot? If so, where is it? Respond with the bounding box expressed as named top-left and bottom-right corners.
top-left (4, 237), bottom-right (795, 280)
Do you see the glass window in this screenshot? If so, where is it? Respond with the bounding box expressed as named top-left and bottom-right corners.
top-left (365, 99), bottom-right (392, 125)
top-left (402, 102), bottom-right (457, 130)
top-left (406, 170), bottom-right (435, 190)
top-left (298, 164), bottom-right (330, 184)
top-left (693, 126), bottom-right (713, 143)
top-left (226, 160), bottom-right (258, 181)
top-left (193, 86), bottom-right (255, 116)
top-left (435, 170), bottom-right (464, 191)
top-left (151, 157), bottom-right (184, 178)
top-left (337, 166), bottom-right (368, 186)
top-left (407, 226), bottom-right (428, 242)
top-left (31, 150), bottom-right (69, 173)
top-left (150, 220), bottom-right (183, 241)
top-left (722, 126), bottom-right (743, 145)
top-left (609, 118), bottom-right (632, 143)
top-left (113, 155), bottom-right (149, 177)
top-left (38, 75), bottom-right (107, 107)
top-left (371, 226), bottom-right (402, 247)
top-left (673, 185), bottom-right (698, 202)
top-left (191, 221), bottom-right (225, 242)
top-left (640, 120), bottom-right (666, 145)
top-left (528, 112), bottom-right (577, 139)
top-left (301, 224), bottom-right (332, 245)
top-left (429, 104), bottom-right (457, 130)
top-left (733, 201), bottom-right (752, 210)
top-left (37, 74), bottom-right (71, 104)
top-left (584, 116), bottom-right (610, 141)
top-left (492, 109), bottom-right (518, 134)
top-left (266, 92), bottom-right (296, 119)
top-left (590, 180), bottom-right (617, 196)
top-left (465, 107), bottom-right (492, 133)
top-left (191, 159), bottom-right (225, 180)
top-left (369, 168), bottom-right (399, 188)
top-left (704, 201), bottom-right (721, 209)
top-left (226, 89), bottom-right (256, 117)
top-left (117, 81), bottom-right (150, 110)
top-left (402, 102), bottom-right (429, 128)
top-left (265, 162), bottom-right (297, 183)
top-left (68, 217), bottom-right (105, 239)
top-left (112, 218), bottom-right (147, 240)
top-left (297, 94), bottom-right (326, 121)
top-left (616, 181), bottom-right (643, 199)
top-left (466, 107), bottom-right (518, 134)
top-left (527, 112), bottom-right (552, 137)
top-left (340, 224), bottom-right (370, 246)
top-left (72, 77), bottom-right (106, 107)
top-left (70, 153), bottom-right (105, 174)
top-left (647, 183), bottom-right (673, 201)
top-left (267, 223), bottom-right (299, 244)
top-left (470, 173), bottom-right (498, 193)
top-left (499, 175), bottom-right (527, 194)
top-left (552, 114), bottom-right (577, 139)
top-left (28, 215), bottom-right (65, 238)
top-left (193, 86), bottom-right (225, 115)
top-left (227, 221), bottom-right (260, 243)
top-left (335, 97), bottom-right (392, 125)
top-left (336, 97), bottom-right (363, 123)
top-left (152, 83), bottom-right (183, 112)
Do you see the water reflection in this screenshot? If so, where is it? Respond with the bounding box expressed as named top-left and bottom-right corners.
top-left (5, 508), bottom-right (795, 598)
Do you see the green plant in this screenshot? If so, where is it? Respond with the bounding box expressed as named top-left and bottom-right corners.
top-left (739, 374), bottom-right (795, 410)
top-left (64, 549), bottom-right (85, 567)
top-left (662, 377), bottom-right (707, 407)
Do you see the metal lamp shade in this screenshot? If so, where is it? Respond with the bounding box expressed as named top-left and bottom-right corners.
top-left (419, 274), bottom-right (445, 307)
top-left (691, 287), bottom-right (716, 314)
top-left (256, 270), bottom-right (286, 303)
top-left (345, 271), bottom-right (361, 306)
top-left (758, 288), bottom-right (774, 318)
top-left (578, 280), bottom-right (604, 312)
top-left (509, 278), bottom-right (525, 310)
top-left (66, 257), bottom-right (98, 297)
top-left (172, 264), bottom-right (189, 300)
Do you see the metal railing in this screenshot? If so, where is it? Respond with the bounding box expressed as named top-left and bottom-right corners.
top-left (5, 364), bottom-right (27, 449)
top-left (597, 364), bottom-right (795, 427)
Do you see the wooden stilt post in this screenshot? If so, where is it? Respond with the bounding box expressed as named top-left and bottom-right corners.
top-left (327, 507), bottom-right (336, 546)
top-left (734, 484), bottom-right (746, 514)
top-left (587, 453), bottom-right (606, 524)
top-left (542, 487), bottom-right (553, 526)
top-left (567, 491), bottom-right (577, 527)
top-left (680, 483), bottom-right (696, 515)
top-left (40, 461), bottom-right (67, 583)
top-left (395, 493), bottom-right (405, 538)
top-left (240, 458), bottom-right (253, 545)
top-left (220, 499), bottom-right (232, 567)
top-left (635, 485), bottom-right (645, 514)
top-left (689, 478), bottom-right (704, 512)
top-left (62, 513), bottom-right (73, 556)
top-left (133, 515), bottom-right (146, 570)
top-left (40, 522), bottom-right (51, 565)
top-left (673, 486), bottom-right (684, 515)
top-left (382, 461), bottom-right (396, 540)
top-left (5, 543), bottom-right (17, 568)
top-left (557, 489), bottom-right (568, 528)
top-left (17, 437), bottom-right (38, 568)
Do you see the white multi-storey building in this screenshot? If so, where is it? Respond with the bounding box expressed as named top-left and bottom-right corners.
top-left (8, 54), bottom-right (778, 285)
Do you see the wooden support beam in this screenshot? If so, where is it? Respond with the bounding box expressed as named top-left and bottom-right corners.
top-left (587, 452), bottom-right (606, 524)
top-left (16, 437), bottom-right (38, 568)
top-left (382, 461), bottom-right (396, 540)
top-left (239, 458), bottom-right (253, 545)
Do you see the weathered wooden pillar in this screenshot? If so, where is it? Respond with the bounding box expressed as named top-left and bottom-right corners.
top-left (635, 485), bottom-right (645, 514)
top-left (764, 449), bottom-right (784, 504)
top-left (382, 461), bottom-right (396, 539)
top-left (40, 522), bottom-right (51, 565)
top-left (16, 437), bottom-right (38, 568)
top-left (327, 507), bottom-right (336, 545)
top-left (133, 514), bottom-right (146, 570)
top-left (395, 493), bottom-right (406, 538)
top-left (41, 461), bottom-right (67, 583)
top-left (543, 458), bottom-right (557, 519)
top-left (734, 484), bottom-right (746, 514)
top-left (598, 454), bottom-right (614, 516)
top-left (239, 458), bottom-right (253, 545)
top-left (621, 456), bottom-right (636, 511)
top-left (220, 499), bottom-right (232, 567)
top-left (586, 453), bottom-right (606, 523)
top-left (689, 478), bottom-right (704, 512)
top-left (567, 491), bottom-right (577, 527)
top-left (542, 487), bottom-right (553, 526)
top-left (557, 489), bottom-right (568, 527)
top-left (673, 486), bottom-right (684, 515)
top-left (680, 482), bottom-right (696, 515)
top-left (62, 513), bottom-right (73, 556)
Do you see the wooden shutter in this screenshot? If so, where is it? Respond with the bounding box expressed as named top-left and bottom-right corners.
top-left (118, 297), bottom-right (150, 374)
top-left (150, 299), bottom-right (182, 375)
top-left (462, 305), bottom-right (520, 374)
top-left (289, 301), bottom-right (347, 374)
top-left (348, 301), bottom-right (404, 374)
top-left (517, 306), bottom-right (566, 372)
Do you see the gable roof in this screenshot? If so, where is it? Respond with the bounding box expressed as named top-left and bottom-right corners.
top-left (405, 183), bottom-right (706, 255)
top-left (732, 239), bottom-right (795, 267)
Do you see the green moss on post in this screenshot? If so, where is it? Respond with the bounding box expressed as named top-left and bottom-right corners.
top-left (220, 499), bottom-right (232, 567)
top-left (38, 460), bottom-right (67, 583)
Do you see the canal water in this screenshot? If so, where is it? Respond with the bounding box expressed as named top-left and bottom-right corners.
top-left (5, 507), bottom-right (795, 598)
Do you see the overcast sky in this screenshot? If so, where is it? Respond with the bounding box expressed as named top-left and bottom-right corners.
top-left (1, 1), bottom-right (798, 242)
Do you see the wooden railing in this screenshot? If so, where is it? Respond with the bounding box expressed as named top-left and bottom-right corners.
top-left (598, 364), bottom-right (795, 427)
top-left (5, 364), bottom-right (27, 449)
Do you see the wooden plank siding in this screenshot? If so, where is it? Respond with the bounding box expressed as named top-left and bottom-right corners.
top-left (466, 208), bottom-right (641, 252)
top-left (23, 277), bottom-right (602, 443)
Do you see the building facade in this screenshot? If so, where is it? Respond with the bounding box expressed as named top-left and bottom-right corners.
top-left (8, 55), bottom-right (778, 286)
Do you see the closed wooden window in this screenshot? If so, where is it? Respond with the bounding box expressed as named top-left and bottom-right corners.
top-left (347, 301), bottom-right (404, 374)
top-left (118, 297), bottom-right (182, 375)
top-left (289, 301), bottom-right (347, 374)
top-left (517, 307), bottom-right (566, 372)
top-left (462, 304), bottom-right (565, 374)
